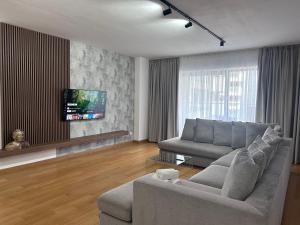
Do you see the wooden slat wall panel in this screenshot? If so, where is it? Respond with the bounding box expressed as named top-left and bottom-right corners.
top-left (0, 23), bottom-right (70, 147)
top-left (0, 24), bottom-right (2, 149)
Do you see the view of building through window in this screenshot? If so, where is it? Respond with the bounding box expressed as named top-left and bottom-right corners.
top-left (178, 66), bottom-right (258, 133)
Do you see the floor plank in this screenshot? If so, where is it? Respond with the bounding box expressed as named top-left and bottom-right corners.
top-left (0, 142), bottom-right (298, 225)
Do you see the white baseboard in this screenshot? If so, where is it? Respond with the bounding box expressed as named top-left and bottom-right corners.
top-left (0, 149), bottom-right (56, 170)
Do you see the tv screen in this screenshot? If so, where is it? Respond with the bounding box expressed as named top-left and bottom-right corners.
top-left (63, 89), bottom-right (107, 121)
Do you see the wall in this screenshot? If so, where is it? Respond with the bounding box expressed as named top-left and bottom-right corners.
top-left (134, 57), bottom-right (149, 141)
top-left (0, 23), bottom-right (70, 148)
top-left (58, 41), bottom-right (135, 155)
top-left (0, 87), bottom-right (2, 149)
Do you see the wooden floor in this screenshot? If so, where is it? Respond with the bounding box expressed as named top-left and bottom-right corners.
top-left (0, 142), bottom-right (299, 225)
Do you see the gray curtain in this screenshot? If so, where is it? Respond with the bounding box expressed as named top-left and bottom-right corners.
top-left (256, 45), bottom-right (300, 164)
top-left (148, 58), bottom-right (179, 142)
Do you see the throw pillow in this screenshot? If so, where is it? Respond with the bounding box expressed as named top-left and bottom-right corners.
top-left (232, 121), bottom-right (246, 149)
top-left (245, 122), bottom-right (269, 147)
top-left (221, 149), bottom-right (260, 200)
top-left (194, 119), bottom-right (214, 143)
top-left (247, 136), bottom-right (271, 178)
top-left (213, 121), bottom-right (232, 147)
top-left (181, 119), bottom-right (196, 141)
top-left (251, 150), bottom-right (266, 179)
top-left (274, 125), bottom-right (283, 137)
top-left (274, 124), bottom-right (281, 132)
top-left (262, 127), bottom-right (282, 165)
top-left (262, 127), bottom-right (282, 145)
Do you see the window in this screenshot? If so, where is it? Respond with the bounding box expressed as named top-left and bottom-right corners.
top-left (178, 50), bottom-right (258, 134)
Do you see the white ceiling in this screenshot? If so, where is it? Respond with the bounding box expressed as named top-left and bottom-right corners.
top-left (0, 0), bottom-right (300, 59)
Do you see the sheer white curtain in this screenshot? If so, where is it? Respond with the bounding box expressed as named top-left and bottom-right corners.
top-left (178, 49), bottom-right (259, 134)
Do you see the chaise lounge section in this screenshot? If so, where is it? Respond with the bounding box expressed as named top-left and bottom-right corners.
top-left (159, 137), bottom-right (234, 167)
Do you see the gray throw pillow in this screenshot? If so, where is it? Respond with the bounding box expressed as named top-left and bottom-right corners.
top-left (274, 124), bottom-right (281, 132)
top-left (247, 136), bottom-right (270, 178)
top-left (213, 121), bottom-right (232, 147)
top-left (262, 127), bottom-right (282, 165)
top-left (266, 123), bottom-right (279, 129)
top-left (245, 122), bottom-right (269, 147)
top-left (262, 127), bottom-right (282, 145)
top-left (221, 149), bottom-right (260, 200)
top-left (232, 121), bottom-right (246, 149)
top-left (273, 125), bottom-right (283, 137)
top-left (251, 151), bottom-right (266, 179)
top-left (194, 119), bottom-right (214, 143)
top-left (181, 119), bottom-right (196, 141)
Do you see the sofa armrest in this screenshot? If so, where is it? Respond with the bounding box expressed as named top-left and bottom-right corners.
top-left (133, 176), bottom-right (266, 225)
top-left (279, 137), bottom-right (293, 147)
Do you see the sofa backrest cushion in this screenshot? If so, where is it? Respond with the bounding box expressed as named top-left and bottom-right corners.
top-left (194, 119), bottom-right (214, 143)
top-left (213, 121), bottom-right (232, 147)
top-left (232, 122), bottom-right (246, 149)
top-left (181, 119), bottom-right (196, 141)
top-left (246, 122), bottom-right (269, 147)
top-left (221, 149), bottom-right (260, 200)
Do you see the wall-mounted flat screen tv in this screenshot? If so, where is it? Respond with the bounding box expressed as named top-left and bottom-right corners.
top-left (63, 89), bottom-right (107, 121)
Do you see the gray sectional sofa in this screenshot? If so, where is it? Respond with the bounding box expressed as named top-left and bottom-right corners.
top-left (97, 119), bottom-right (292, 225)
top-left (158, 119), bottom-right (278, 167)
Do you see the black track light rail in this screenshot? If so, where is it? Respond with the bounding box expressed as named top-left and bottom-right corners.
top-left (159, 0), bottom-right (226, 46)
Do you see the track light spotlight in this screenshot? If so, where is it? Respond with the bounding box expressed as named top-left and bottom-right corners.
top-left (163, 7), bottom-right (172, 16)
top-left (159, 0), bottom-right (226, 47)
top-left (185, 21), bottom-right (192, 28)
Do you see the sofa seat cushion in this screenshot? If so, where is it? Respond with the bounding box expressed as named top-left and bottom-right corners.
top-left (175, 179), bottom-right (221, 195)
top-left (189, 165), bottom-right (229, 189)
top-left (97, 181), bottom-right (133, 222)
top-left (159, 137), bottom-right (233, 159)
top-left (211, 149), bottom-right (242, 167)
